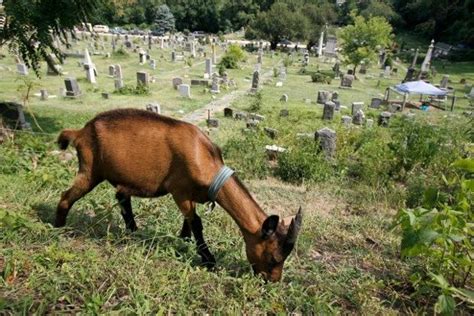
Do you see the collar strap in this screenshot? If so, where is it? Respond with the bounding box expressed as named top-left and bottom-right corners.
top-left (208, 166), bottom-right (234, 202)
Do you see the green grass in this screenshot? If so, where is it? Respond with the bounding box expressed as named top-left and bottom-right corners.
top-left (1, 36), bottom-right (473, 314)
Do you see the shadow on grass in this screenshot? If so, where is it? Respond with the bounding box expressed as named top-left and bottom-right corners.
top-left (24, 111), bottom-right (63, 134)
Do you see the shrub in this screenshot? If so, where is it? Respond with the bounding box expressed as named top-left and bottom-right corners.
top-left (249, 91), bottom-right (262, 112)
top-left (311, 72), bottom-right (332, 84)
top-left (219, 44), bottom-right (245, 69)
top-left (113, 47), bottom-right (129, 57)
top-left (114, 84), bottom-right (150, 96)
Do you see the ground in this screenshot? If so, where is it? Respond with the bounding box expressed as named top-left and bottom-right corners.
top-left (0, 33), bottom-right (473, 314)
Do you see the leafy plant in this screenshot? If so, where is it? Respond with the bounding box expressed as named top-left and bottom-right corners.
top-left (249, 91), bottom-right (262, 112)
top-left (114, 84), bottom-right (150, 96)
top-left (394, 158), bottom-right (474, 314)
top-left (311, 72), bottom-right (332, 84)
top-left (219, 44), bottom-right (245, 69)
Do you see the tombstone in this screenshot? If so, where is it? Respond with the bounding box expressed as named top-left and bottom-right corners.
top-left (125, 41), bottom-right (132, 49)
top-left (366, 119), bottom-right (374, 128)
top-left (47, 63), bottom-right (62, 76)
top-left (0, 102), bottom-right (31, 130)
top-left (315, 127), bottom-right (336, 158)
top-left (322, 101), bottom-right (336, 120)
top-left (389, 103), bottom-right (402, 113)
top-left (403, 67), bottom-right (416, 83)
top-left (249, 113), bottom-right (265, 121)
top-left (16, 64), bottom-right (28, 76)
top-left (210, 73), bottom-right (220, 94)
top-left (378, 111), bottom-right (392, 127)
top-left (279, 109), bottom-right (289, 117)
top-left (191, 79), bottom-right (210, 87)
top-left (317, 91), bottom-right (332, 104)
top-left (265, 145), bottom-right (286, 160)
top-left (351, 102), bottom-right (364, 115)
top-left (317, 31), bottom-right (324, 57)
top-left (108, 65), bottom-right (115, 76)
top-left (279, 67), bottom-right (287, 81)
top-left (150, 59), bottom-right (157, 70)
top-left (468, 87), bottom-right (474, 98)
top-left (224, 107), bottom-right (234, 118)
top-left (303, 52), bottom-right (309, 67)
top-left (421, 40), bottom-right (435, 73)
top-left (411, 48), bottom-right (419, 68)
top-left (246, 119), bottom-right (259, 129)
top-left (190, 41), bottom-right (196, 58)
top-left (352, 109), bottom-right (365, 125)
top-left (384, 66), bottom-right (391, 78)
top-left (137, 71), bottom-right (149, 87)
top-left (114, 65), bottom-right (124, 90)
top-left (139, 51), bottom-right (147, 64)
top-left (359, 63), bottom-right (367, 75)
top-left (178, 84), bottom-right (191, 98)
top-left (101, 92), bottom-right (109, 99)
top-left (172, 77), bottom-right (183, 90)
top-left (205, 59), bottom-right (213, 78)
top-left (280, 94), bottom-right (288, 102)
top-left (440, 75), bottom-right (449, 89)
top-left (264, 127), bottom-right (278, 139)
top-left (146, 103), bottom-right (161, 114)
top-left (235, 112), bottom-right (247, 120)
top-left (40, 89), bottom-right (48, 101)
top-left (64, 77), bottom-right (81, 97)
top-left (112, 38), bottom-right (116, 52)
top-left (84, 64), bottom-right (97, 84)
top-left (340, 74), bottom-right (354, 88)
top-left (369, 98), bottom-right (383, 109)
top-left (332, 62), bottom-right (340, 77)
top-left (324, 36), bottom-right (337, 57)
top-left (341, 115), bottom-right (352, 126)
top-left (171, 51), bottom-right (176, 62)
top-left (250, 70), bottom-right (260, 93)
top-left (160, 37), bottom-right (165, 49)
top-left (207, 118), bottom-right (219, 128)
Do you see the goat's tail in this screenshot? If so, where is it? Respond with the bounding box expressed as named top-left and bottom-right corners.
top-left (57, 129), bottom-right (80, 150)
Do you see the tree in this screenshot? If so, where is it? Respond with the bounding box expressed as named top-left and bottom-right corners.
top-left (153, 4), bottom-right (175, 33)
top-left (246, 2), bottom-right (308, 50)
top-left (0, 0), bottom-right (104, 76)
top-left (303, 1), bottom-right (338, 50)
top-left (339, 13), bottom-right (393, 74)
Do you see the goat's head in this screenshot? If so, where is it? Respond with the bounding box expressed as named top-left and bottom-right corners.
top-left (246, 207), bottom-right (303, 282)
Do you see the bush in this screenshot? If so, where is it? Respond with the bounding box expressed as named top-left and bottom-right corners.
top-left (311, 72), bottom-right (332, 84)
top-left (219, 44), bottom-right (245, 69)
top-left (114, 84), bottom-right (150, 96)
top-left (249, 91), bottom-right (262, 112)
top-left (113, 47), bottom-right (129, 57)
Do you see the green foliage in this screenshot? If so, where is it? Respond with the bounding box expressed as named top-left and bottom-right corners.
top-left (219, 44), bottom-right (245, 69)
top-left (311, 71), bottom-right (332, 84)
top-left (112, 47), bottom-right (129, 58)
top-left (153, 4), bottom-right (175, 33)
top-left (340, 13), bottom-right (393, 72)
top-left (249, 91), bottom-right (262, 112)
top-left (395, 159), bottom-right (474, 314)
top-left (114, 84), bottom-right (150, 96)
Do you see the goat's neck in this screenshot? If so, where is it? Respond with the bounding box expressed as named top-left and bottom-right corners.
top-left (216, 176), bottom-right (266, 240)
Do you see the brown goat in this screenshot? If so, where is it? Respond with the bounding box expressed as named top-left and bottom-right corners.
top-left (55, 108), bottom-right (302, 282)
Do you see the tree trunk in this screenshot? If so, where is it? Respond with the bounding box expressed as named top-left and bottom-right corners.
top-left (270, 41), bottom-right (278, 50)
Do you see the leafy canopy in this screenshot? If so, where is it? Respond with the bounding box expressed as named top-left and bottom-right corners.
top-left (339, 12), bottom-right (393, 71)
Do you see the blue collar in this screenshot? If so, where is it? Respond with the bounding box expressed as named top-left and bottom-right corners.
top-left (208, 166), bottom-right (234, 202)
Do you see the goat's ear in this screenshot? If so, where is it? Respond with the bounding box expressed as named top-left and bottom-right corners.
top-left (261, 215), bottom-right (280, 239)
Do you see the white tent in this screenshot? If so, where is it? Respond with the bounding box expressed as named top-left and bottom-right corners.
top-left (395, 80), bottom-right (447, 96)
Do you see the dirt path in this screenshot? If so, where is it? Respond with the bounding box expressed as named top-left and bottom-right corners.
top-left (182, 64), bottom-right (279, 124)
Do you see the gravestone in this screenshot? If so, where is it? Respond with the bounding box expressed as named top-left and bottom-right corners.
top-left (101, 92), bottom-right (109, 99)
top-left (178, 84), bottom-right (191, 98)
top-left (139, 50), bottom-right (147, 64)
top-left (205, 59), bottom-right (213, 78)
top-left (378, 111), bottom-right (392, 127)
top-left (16, 64), bottom-right (28, 76)
top-left (317, 90), bottom-right (332, 104)
top-left (265, 145), bottom-right (286, 160)
top-left (280, 94), bottom-right (288, 102)
top-left (279, 109), bottom-right (289, 117)
top-left (369, 98), bottom-right (383, 109)
top-left (171, 51), bottom-right (176, 62)
top-left (250, 70), bottom-right (260, 93)
top-left (315, 127), bottom-right (336, 158)
top-left (191, 79), bottom-right (210, 87)
top-left (468, 87), bottom-right (474, 98)
top-left (352, 109), bottom-right (365, 125)
top-left (366, 119), bottom-right (374, 128)
top-left (47, 63), bottom-right (62, 76)
top-left (351, 102), bottom-right (364, 115)
top-left (403, 67), bottom-right (416, 83)
top-left (137, 71), bottom-right (149, 87)
top-left (40, 89), bottom-right (49, 101)
top-left (341, 115), bottom-right (352, 126)
top-left (359, 63), bottom-right (367, 74)
top-left (84, 64), bottom-right (97, 84)
top-left (322, 101), bottom-right (336, 120)
top-left (172, 77), bottom-right (183, 89)
top-left (150, 59), bottom-right (156, 70)
top-left (440, 75), bottom-right (449, 89)
top-left (210, 73), bottom-right (220, 94)
top-left (114, 64), bottom-right (124, 90)
top-left (246, 119), bottom-right (259, 129)
top-left (340, 74), bottom-right (354, 88)
top-left (264, 127), bottom-right (278, 139)
top-left (125, 41), bottom-right (132, 49)
top-left (249, 113), bottom-right (265, 121)
top-left (235, 112), bottom-right (247, 120)
top-left (108, 65), bottom-right (115, 76)
top-left (224, 108), bottom-right (234, 118)
top-left (384, 66), bottom-right (391, 77)
top-left (0, 102), bottom-right (31, 130)
top-left (146, 103), bottom-right (161, 114)
top-left (64, 77), bottom-right (81, 97)
top-left (324, 36), bottom-right (337, 57)
top-left (207, 118), bottom-right (219, 128)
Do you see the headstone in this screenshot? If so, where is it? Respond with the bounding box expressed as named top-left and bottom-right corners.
top-left (178, 84), bottom-right (191, 98)
top-left (352, 109), bottom-right (365, 125)
top-left (315, 127), bottom-right (336, 158)
top-left (40, 89), bottom-right (48, 101)
top-left (359, 63), bottom-right (367, 74)
top-left (341, 115), bottom-right (352, 126)
top-left (351, 102), bottom-right (364, 115)
top-left (378, 111), bottom-right (391, 127)
top-left (369, 98), bottom-right (383, 109)
top-left (205, 59), bottom-right (213, 78)
top-left (440, 75), bottom-right (449, 89)
top-left (468, 87), bottom-right (474, 98)
top-left (125, 41), bottom-right (132, 49)
top-left (366, 119), bottom-right (374, 128)
top-left (0, 102), bottom-right (31, 130)
top-left (384, 66), bottom-right (391, 77)
top-left (421, 40), bottom-right (435, 73)
top-left (210, 73), bottom-right (220, 94)
top-left (264, 127), bottom-right (278, 139)
top-left (146, 103), bottom-right (161, 114)
top-left (171, 51), bottom-right (176, 62)
top-left (340, 74), bottom-right (354, 88)
top-left (246, 119), bottom-right (259, 129)
top-left (211, 44), bottom-right (217, 64)
top-left (235, 112), bottom-right (247, 120)
top-left (265, 145), bottom-right (286, 160)
top-left (224, 107), bottom-right (234, 118)
top-left (250, 70), bottom-right (260, 93)
top-left (16, 64), bottom-right (28, 76)
top-left (317, 31), bottom-right (324, 57)
top-left (150, 59), bottom-right (156, 70)
top-left (411, 48), bottom-right (419, 68)
top-left (84, 64), bottom-right (97, 84)
top-left (64, 77), bottom-right (81, 97)
top-left (322, 101), bottom-right (336, 120)
top-left (280, 94), bottom-right (288, 102)
top-left (249, 113), bottom-right (265, 121)
top-left (114, 65), bottom-right (124, 90)
top-left (207, 118), bottom-right (219, 128)
top-left (108, 65), bottom-right (115, 76)
top-left (317, 91), bottom-right (332, 104)
top-left (137, 71), bottom-right (149, 87)
top-left (324, 36), bottom-right (337, 57)
top-left (172, 77), bottom-right (183, 89)
top-left (101, 92), bottom-right (109, 99)
top-left (279, 109), bottom-right (289, 117)
top-left (403, 67), bottom-right (416, 83)
top-left (191, 79), bottom-right (210, 87)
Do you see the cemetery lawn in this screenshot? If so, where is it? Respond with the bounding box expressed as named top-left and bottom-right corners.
top-left (1, 43), bottom-right (473, 314)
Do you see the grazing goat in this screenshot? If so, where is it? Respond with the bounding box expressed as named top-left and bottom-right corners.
top-left (55, 108), bottom-right (302, 282)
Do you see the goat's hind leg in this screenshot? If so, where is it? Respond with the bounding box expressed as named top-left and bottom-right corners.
top-left (55, 173), bottom-right (99, 227)
top-left (115, 191), bottom-right (137, 231)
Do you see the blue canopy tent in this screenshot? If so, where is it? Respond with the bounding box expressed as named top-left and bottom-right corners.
top-left (384, 80), bottom-right (453, 111)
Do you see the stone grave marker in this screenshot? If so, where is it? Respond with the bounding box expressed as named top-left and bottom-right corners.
top-left (246, 119), bottom-right (259, 129)
top-left (322, 101), bottom-right (336, 120)
top-left (378, 112), bottom-right (392, 127)
top-left (352, 109), bottom-right (365, 125)
top-left (207, 118), bottom-right (219, 128)
top-left (440, 75), bottom-right (449, 89)
top-left (108, 65), bottom-right (115, 76)
top-left (317, 90), bottom-right (332, 104)
top-left (250, 70), bottom-right (260, 93)
top-left (315, 127), bottom-right (336, 158)
top-left (366, 119), bottom-right (374, 127)
top-left (341, 115), bottom-right (352, 126)
top-left (101, 92), bottom-right (109, 99)
top-left (279, 109), bottom-right (289, 117)
top-left (265, 145), bottom-right (286, 160)
top-left (16, 64), bottom-right (28, 76)
top-left (384, 66), bottom-right (391, 77)
top-left (205, 59), bottom-right (213, 78)
top-left (351, 102), bottom-right (364, 115)
top-left (146, 103), bottom-right (161, 114)
top-left (172, 77), bottom-right (183, 89)
top-left (280, 94), bottom-right (288, 102)
top-left (64, 78), bottom-right (81, 98)
top-left (264, 127), bottom-right (278, 139)
top-left (40, 89), bottom-right (48, 101)
top-left (178, 84), bottom-right (191, 98)
top-left (235, 112), bottom-right (247, 120)
top-left (137, 71), bottom-right (149, 87)
top-left (210, 73), bottom-right (220, 94)
top-left (249, 113), bottom-right (265, 121)
top-left (369, 98), bottom-right (383, 109)
top-left (224, 108), bottom-right (234, 118)
top-left (150, 59), bottom-right (156, 70)
top-left (340, 73), bottom-right (354, 88)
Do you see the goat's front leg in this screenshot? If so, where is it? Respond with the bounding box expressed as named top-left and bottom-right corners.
top-left (116, 191), bottom-right (137, 231)
top-left (174, 198), bottom-right (216, 269)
